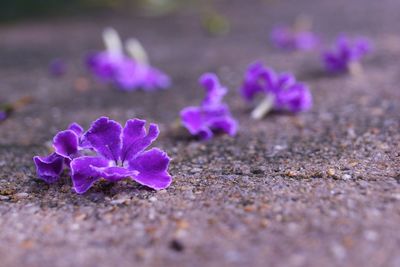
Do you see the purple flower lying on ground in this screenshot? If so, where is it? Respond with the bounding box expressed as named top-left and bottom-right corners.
top-left (33, 117), bottom-right (172, 194)
top-left (180, 73), bottom-right (238, 140)
top-left (271, 25), bottom-right (318, 51)
top-left (323, 35), bottom-right (372, 73)
top-left (0, 111), bottom-right (7, 122)
top-left (86, 28), bottom-right (170, 91)
top-left (240, 62), bottom-right (312, 119)
top-left (49, 58), bottom-right (67, 77)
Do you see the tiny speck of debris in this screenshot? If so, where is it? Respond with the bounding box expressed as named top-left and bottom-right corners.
top-left (169, 239), bottom-right (185, 252)
top-left (149, 196), bottom-right (157, 202)
top-left (342, 174), bottom-right (352, 181)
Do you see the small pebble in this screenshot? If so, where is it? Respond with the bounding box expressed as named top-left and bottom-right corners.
top-left (190, 167), bottom-right (202, 174)
top-left (110, 197), bottom-right (130, 205)
top-left (0, 195), bottom-right (10, 201)
top-left (169, 239), bottom-right (184, 252)
top-left (364, 230), bottom-right (378, 241)
top-left (327, 168), bottom-right (336, 177)
top-left (14, 192), bottom-right (29, 199)
top-left (342, 174), bottom-right (352, 181)
top-left (149, 196), bottom-right (158, 202)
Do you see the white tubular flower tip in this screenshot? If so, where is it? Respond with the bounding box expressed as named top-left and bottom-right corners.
top-left (125, 38), bottom-right (149, 65)
top-left (251, 95), bottom-right (275, 120)
top-left (103, 27), bottom-right (123, 57)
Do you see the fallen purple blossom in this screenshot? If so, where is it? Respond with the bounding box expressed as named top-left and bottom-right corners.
top-left (271, 25), bottom-right (318, 51)
top-left (323, 35), bottom-right (372, 73)
top-left (240, 62), bottom-right (312, 119)
top-left (180, 73), bottom-right (238, 140)
top-left (33, 117), bottom-right (172, 194)
top-left (86, 28), bottom-right (170, 91)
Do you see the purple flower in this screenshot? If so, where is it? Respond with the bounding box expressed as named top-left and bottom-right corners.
top-left (49, 58), bottom-right (67, 77)
top-left (180, 73), bottom-right (238, 140)
top-left (240, 62), bottom-right (312, 119)
top-left (86, 28), bottom-right (170, 91)
top-left (33, 117), bottom-right (172, 194)
top-left (0, 110), bottom-right (7, 122)
top-left (271, 25), bottom-right (318, 51)
top-left (323, 35), bottom-right (372, 73)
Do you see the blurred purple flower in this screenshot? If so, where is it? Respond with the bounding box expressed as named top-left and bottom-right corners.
top-left (33, 117), bottom-right (172, 194)
top-left (87, 52), bottom-right (170, 91)
top-left (180, 73), bottom-right (238, 140)
top-left (0, 111), bottom-right (7, 122)
top-left (271, 25), bottom-right (318, 51)
top-left (49, 58), bottom-right (67, 77)
top-left (240, 62), bottom-right (312, 119)
top-left (86, 28), bottom-right (170, 91)
top-left (323, 35), bottom-right (372, 73)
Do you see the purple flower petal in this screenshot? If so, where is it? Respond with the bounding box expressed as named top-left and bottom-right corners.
top-left (181, 105), bottom-right (236, 140)
top-left (180, 106), bottom-right (204, 136)
top-left (82, 117), bottom-right (122, 162)
top-left (275, 72), bottom-right (295, 90)
top-left (70, 156), bottom-right (109, 194)
top-left (209, 116), bottom-right (238, 137)
top-left (121, 119), bottom-right (159, 162)
top-left (200, 73), bottom-right (227, 106)
top-left (33, 153), bottom-right (64, 183)
top-left (90, 166), bottom-right (138, 182)
top-left (271, 26), bottom-right (294, 49)
top-left (114, 62), bottom-right (170, 91)
top-left (86, 52), bottom-right (121, 81)
top-left (275, 83), bottom-right (312, 112)
top-left (142, 66), bottom-right (171, 90)
top-left (129, 148), bottom-right (172, 190)
top-left (197, 128), bottom-right (214, 140)
top-left (53, 130), bottom-right (79, 159)
top-left (68, 122), bottom-right (84, 136)
top-left (295, 31), bottom-right (319, 50)
top-left (240, 62), bottom-right (276, 101)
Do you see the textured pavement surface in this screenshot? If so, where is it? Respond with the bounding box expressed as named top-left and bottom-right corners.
top-left (0, 0), bottom-right (399, 266)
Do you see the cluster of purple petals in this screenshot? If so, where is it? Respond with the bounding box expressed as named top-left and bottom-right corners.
top-left (270, 25), bottom-right (319, 51)
top-left (180, 73), bottom-right (238, 140)
top-left (86, 52), bottom-right (170, 91)
top-left (33, 117), bottom-right (172, 194)
top-left (323, 35), bottom-right (372, 73)
top-left (240, 62), bottom-right (312, 113)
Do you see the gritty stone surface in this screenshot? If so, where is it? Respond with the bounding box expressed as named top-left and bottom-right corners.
top-left (0, 0), bottom-right (399, 267)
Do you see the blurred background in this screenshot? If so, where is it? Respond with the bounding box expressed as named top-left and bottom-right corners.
top-left (0, 0), bottom-right (226, 25)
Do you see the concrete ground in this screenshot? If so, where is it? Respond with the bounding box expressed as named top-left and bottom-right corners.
top-left (0, 0), bottom-right (399, 266)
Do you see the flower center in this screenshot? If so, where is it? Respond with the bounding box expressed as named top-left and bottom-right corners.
top-left (114, 159), bottom-right (129, 168)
